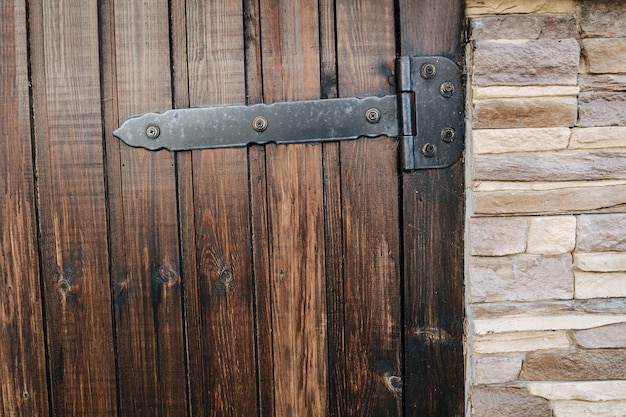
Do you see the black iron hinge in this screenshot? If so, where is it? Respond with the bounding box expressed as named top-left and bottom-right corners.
top-left (113, 56), bottom-right (463, 170)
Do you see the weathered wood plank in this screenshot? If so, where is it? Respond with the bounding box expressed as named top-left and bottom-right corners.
top-left (243, 2), bottom-right (275, 415)
top-left (256, 0), bottom-right (329, 414)
top-left (28, 0), bottom-right (117, 414)
top-left (398, 0), bottom-right (466, 415)
top-left (109, 1), bottom-right (187, 414)
top-left (181, 1), bottom-right (259, 415)
top-left (0, 1), bottom-right (49, 414)
top-left (334, 1), bottom-right (403, 415)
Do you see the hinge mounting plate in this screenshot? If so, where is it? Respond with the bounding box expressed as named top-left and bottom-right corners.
top-left (113, 56), bottom-right (463, 170)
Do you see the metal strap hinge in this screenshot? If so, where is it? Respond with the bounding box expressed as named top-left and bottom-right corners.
top-left (113, 56), bottom-right (463, 170)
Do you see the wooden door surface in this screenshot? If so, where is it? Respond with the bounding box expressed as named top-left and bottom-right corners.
top-left (1, 0), bottom-right (464, 415)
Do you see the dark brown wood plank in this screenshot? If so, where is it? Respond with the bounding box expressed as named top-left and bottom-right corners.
top-left (181, 1), bottom-right (259, 415)
top-left (248, 146), bottom-right (274, 417)
top-left (108, 1), bottom-right (187, 414)
top-left (333, 0), bottom-right (403, 415)
top-left (0, 1), bottom-right (49, 414)
top-left (398, 1), bottom-right (466, 416)
top-left (255, 0), bottom-right (329, 414)
top-left (27, 0), bottom-right (117, 414)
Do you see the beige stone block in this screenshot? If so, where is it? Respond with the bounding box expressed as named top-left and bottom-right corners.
top-left (469, 217), bottom-right (528, 256)
top-left (527, 216), bottom-right (576, 255)
top-left (575, 272), bottom-right (626, 299)
top-left (526, 381), bottom-right (626, 401)
top-left (474, 150), bottom-right (626, 182)
top-left (473, 97), bottom-right (578, 129)
top-left (469, 15), bottom-right (576, 40)
top-left (583, 39), bottom-right (626, 74)
top-left (570, 127), bottom-right (626, 150)
top-left (474, 314), bottom-right (626, 335)
top-left (574, 323), bottom-right (626, 349)
top-left (466, 0), bottom-right (576, 16)
top-left (469, 257), bottom-right (514, 303)
top-left (473, 39), bottom-right (579, 86)
top-left (579, 92), bottom-right (626, 128)
top-left (472, 128), bottom-right (570, 154)
top-left (520, 348), bottom-right (626, 381)
top-left (473, 181), bottom-right (626, 216)
top-left (472, 86), bottom-right (579, 100)
top-left (473, 354), bottom-right (523, 384)
top-left (474, 331), bottom-right (570, 353)
top-left (577, 213), bottom-right (626, 252)
top-left (574, 252), bottom-right (626, 272)
top-left (469, 254), bottom-right (573, 303)
top-left (579, 0), bottom-right (626, 38)
top-left (471, 386), bottom-right (552, 417)
top-left (552, 400), bottom-right (626, 417)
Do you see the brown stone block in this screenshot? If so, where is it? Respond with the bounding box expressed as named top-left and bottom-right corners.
top-left (579, 75), bottom-right (626, 92)
top-left (580, 1), bottom-right (626, 38)
top-left (471, 386), bottom-right (552, 417)
top-left (579, 92), bottom-right (626, 127)
top-left (520, 349), bottom-right (626, 381)
top-left (474, 150), bottom-right (626, 181)
top-left (470, 15), bottom-right (576, 40)
top-left (583, 38), bottom-right (626, 74)
top-left (474, 184), bottom-right (626, 215)
top-left (473, 97), bottom-right (577, 129)
top-left (473, 39), bottom-right (579, 86)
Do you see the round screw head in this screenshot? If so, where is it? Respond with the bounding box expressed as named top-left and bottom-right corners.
top-left (422, 143), bottom-right (437, 157)
top-left (439, 81), bottom-right (455, 98)
top-left (420, 63), bottom-right (437, 79)
top-left (365, 108), bottom-right (381, 124)
top-left (146, 125), bottom-right (160, 139)
top-left (252, 116), bottom-right (268, 132)
top-left (440, 127), bottom-right (456, 143)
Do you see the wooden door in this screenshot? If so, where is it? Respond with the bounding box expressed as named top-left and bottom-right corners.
top-left (1, 0), bottom-right (464, 415)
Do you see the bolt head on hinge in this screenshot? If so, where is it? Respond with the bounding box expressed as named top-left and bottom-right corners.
top-left (365, 108), bottom-right (381, 124)
top-left (146, 125), bottom-right (160, 139)
top-left (420, 63), bottom-right (437, 79)
top-left (252, 116), bottom-right (268, 132)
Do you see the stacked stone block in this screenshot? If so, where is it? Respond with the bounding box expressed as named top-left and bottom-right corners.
top-left (466, 1), bottom-right (626, 415)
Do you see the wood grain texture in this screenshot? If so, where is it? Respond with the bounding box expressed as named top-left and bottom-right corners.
top-left (109, 1), bottom-right (187, 414)
top-left (182, 2), bottom-right (258, 414)
top-left (0, 1), bottom-right (49, 415)
top-left (398, 0), bottom-right (466, 416)
top-left (334, 1), bottom-right (403, 415)
top-left (256, 0), bottom-right (329, 415)
top-left (28, 0), bottom-right (117, 414)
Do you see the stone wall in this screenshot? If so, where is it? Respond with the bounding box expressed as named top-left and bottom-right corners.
top-left (466, 1), bottom-right (626, 415)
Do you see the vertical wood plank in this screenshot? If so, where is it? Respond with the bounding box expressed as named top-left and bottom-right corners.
top-left (254, 0), bottom-right (329, 414)
top-left (28, 0), bottom-right (118, 414)
top-left (243, 1), bottom-right (274, 415)
top-left (0, 1), bottom-right (49, 414)
top-left (398, 0), bottom-right (465, 416)
top-left (109, 1), bottom-right (187, 414)
top-left (181, 1), bottom-right (259, 415)
top-left (333, 0), bottom-right (403, 415)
